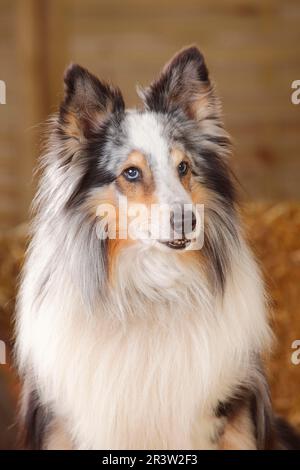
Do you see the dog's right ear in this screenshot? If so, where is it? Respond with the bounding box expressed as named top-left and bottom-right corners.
top-left (59, 64), bottom-right (125, 142)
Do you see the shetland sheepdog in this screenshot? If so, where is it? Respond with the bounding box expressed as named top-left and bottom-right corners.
top-left (15, 46), bottom-right (300, 450)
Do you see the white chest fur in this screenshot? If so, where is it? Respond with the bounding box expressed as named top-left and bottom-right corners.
top-left (17, 244), bottom-right (271, 449)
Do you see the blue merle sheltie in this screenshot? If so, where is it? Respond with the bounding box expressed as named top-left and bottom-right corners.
top-left (15, 46), bottom-right (300, 450)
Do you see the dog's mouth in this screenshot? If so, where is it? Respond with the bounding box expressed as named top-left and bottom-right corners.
top-left (159, 238), bottom-right (191, 250)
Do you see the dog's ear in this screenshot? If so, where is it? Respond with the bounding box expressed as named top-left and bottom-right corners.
top-left (59, 64), bottom-right (125, 141)
top-left (140, 46), bottom-right (219, 122)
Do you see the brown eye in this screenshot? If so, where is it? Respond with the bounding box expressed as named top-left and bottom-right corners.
top-left (122, 167), bottom-right (141, 182)
top-left (178, 161), bottom-right (189, 177)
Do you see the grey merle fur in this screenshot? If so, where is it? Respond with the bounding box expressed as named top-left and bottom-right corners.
top-left (57, 48), bottom-right (237, 292)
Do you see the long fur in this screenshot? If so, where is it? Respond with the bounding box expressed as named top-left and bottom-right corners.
top-left (15, 46), bottom-right (299, 449)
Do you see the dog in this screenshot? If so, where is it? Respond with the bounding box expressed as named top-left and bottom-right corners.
top-left (15, 46), bottom-right (300, 450)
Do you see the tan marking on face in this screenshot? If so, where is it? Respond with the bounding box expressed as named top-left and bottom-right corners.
top-left (115, 152), bottom-right (157, 255)
top-left (88, 188), bottom-right (136, 283)
top-left (86, 162), bottom-right (157, 284)
top-left (116, 150), bottom-right (156, 205)
top-left (86, 188), bottom-right (136, 283)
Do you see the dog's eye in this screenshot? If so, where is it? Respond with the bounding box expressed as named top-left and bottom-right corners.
top-left (178, 161), bottom-right (189, 177)
top-left (122, 167), bottom-right (141, 182)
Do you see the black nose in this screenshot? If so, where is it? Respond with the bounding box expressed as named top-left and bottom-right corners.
top-left (170, 208), bottom-right (196, 237)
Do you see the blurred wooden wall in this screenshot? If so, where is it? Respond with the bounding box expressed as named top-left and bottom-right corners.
top-left (0, 0), bottom-right (300, 228)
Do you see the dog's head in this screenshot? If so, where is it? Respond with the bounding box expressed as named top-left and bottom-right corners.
top-left (46, 46), bottom-right (238, 298)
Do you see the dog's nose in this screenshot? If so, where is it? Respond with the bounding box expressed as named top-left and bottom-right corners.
top-left (170, 208), bottom-right (196, 237)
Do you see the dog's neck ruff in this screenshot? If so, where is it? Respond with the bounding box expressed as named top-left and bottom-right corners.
top-left (17, 238), bottom-right (271, 449)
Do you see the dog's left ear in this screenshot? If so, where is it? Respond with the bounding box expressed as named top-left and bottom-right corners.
top-left (140, 46), bottom-right (218, 122)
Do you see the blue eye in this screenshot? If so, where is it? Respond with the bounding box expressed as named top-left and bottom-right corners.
top-left (178, 161), bottom-right (189, 177)
top-left (122, 167), bottom-right (141, 182)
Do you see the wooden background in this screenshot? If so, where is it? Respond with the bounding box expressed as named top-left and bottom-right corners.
top-left (0, 0), bottom-right (299, 228)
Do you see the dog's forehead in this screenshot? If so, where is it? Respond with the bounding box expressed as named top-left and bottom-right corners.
top-left (123, 111), bottom-right (170, 167)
